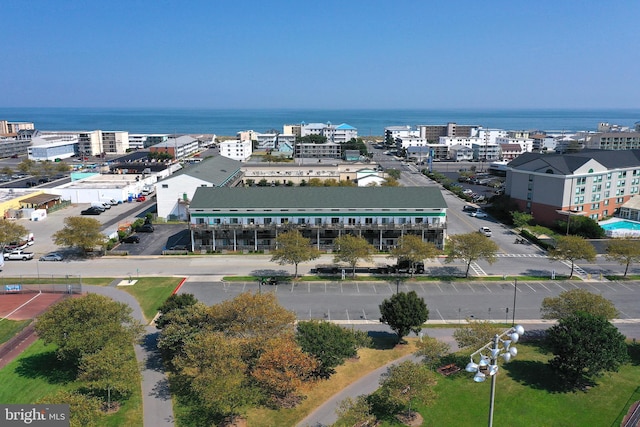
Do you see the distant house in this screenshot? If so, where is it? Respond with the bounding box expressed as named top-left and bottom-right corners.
top-left (499, 143), bottom-right (523, 161)
top-left (344, 149), bottom-right (361, 162)
top-left (156, 156), bottom-right (242, 220)
top-left (356, 168), bottom-right (386, 186)
top-left (450, 144), bottom-right (473, 162)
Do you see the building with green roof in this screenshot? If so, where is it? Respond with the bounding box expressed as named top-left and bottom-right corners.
top-left (188, 186), bottom-right (447, 252)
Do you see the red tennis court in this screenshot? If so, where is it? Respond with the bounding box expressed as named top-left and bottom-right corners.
top-left (0, 292), bottom-right (66, 320)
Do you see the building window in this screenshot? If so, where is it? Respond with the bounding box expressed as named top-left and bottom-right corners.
top-left (162, 184), bottom-right (168, 188)
top-left (616, 197), bottom-right (624, 203)
top-left (604, 199), bottom-right (609, 206)
top-left (577, 177), bottom-right (586, 185)
top-left (527, 192), bottom-right (532, 200)
top-left (618, 171), bottom-right (627, 178)
top-left (590, 214), bottom-right (599, 220)
top-left (331, 218), bottom-right (340, 224)
top-left (591, 203), bottom-right (600, 210)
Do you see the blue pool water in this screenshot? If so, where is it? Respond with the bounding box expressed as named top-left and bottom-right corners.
top-left (600, 220), bottom-right (640, 231)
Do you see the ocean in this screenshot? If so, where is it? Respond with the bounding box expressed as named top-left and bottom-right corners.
top-left (0, 107), bottom-right (639, 136)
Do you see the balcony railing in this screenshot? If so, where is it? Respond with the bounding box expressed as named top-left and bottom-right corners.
top-left (191, 221), bottom-right (446, 231)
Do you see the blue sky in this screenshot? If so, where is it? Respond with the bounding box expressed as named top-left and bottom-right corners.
top-left (3, 0), bottom-right (639, 109)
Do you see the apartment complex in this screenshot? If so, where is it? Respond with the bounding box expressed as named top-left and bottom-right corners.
top-left (149, 135), bottom-right (199, 159)
top-left (506, 150), bottom-right (640, 225)
top-left (78, 130), bottom-right (130, 156)
top-left (188, 187), bottom-right (447, 252)
top-left (0, 120), bottom-right (34, 135)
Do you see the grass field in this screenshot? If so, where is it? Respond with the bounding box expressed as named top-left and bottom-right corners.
top-left (0, 339), bottom-right (142, 425)
top-left (0, 319), bottom-right (31, 345)
top-left (367, 342), bottom-right (640, 426)
top-left (117, 277), bottom-right (182, 322)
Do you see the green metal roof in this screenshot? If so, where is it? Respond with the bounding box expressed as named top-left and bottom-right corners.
top-left (190, 186), bottom-right (447, 210)
top-left (160, 156), bottom-right (242, 186)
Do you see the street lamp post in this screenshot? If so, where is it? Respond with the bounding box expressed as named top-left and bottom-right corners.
top-left (465, 325), bottom-right (525, 427)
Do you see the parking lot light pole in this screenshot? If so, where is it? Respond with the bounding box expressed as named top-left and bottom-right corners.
top-left (465, 325), bottom-right (525, 427)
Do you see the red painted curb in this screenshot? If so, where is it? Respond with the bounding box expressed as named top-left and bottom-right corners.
top-left (172, 277), bottom-right (188, 295)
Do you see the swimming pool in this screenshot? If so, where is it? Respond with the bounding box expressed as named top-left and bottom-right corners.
top-left (600, 220), bottom-right (640, 231)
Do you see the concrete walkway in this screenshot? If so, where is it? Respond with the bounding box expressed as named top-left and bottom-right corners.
top-left (297, 329), bottom-right (459, 427)
top-left (86, 285), bottom-right (174, 426)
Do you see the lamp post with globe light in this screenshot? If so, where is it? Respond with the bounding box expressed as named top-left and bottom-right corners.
top-left (465, 324), bottom-right (525, 427)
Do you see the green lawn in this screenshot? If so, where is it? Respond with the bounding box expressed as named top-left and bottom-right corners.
top-left (375, 342), bottom-right (640, 426)
top-left (0, 319), bottom-right (31, 345)
top-left (118, 277), bottom-right (183, 322)
top-left (0, 339), bottom-right (143, 426)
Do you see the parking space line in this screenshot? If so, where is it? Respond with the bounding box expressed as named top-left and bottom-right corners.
top-left (554, 282), bottom-right (567, 291)
top-left (601, 282), bottom-right (618, 292)
top-left (467, 283), bottom-right (476, 293)
top-left (356, 283), bottom-right (360, 293)
top-left (524, 283), bottom-right (536, 292)
top-left (340, 283), bottom-right (343, 293)
top-left (346, 309), bottom-right (350, 322)
top-left (436, 283), bottom-right (443, 292)
top-left (362, 309), bottom-right (367, 321)
top-left (617, 281), bottom-right (634, 291)
top-left (419, 283), bottom-right (426, 293)
top-left (482, 283), bottom-right (492, 293)
top-left (537, 282), bottom-right (552, 292)
top-left (372, 284), bottom-right (377, 294)
top-left (307, 282), bottom-right (310, 293)
top-left (451, 283), bottom-right (459, 293)
top-left (436, 308), bottom-right (445, 321)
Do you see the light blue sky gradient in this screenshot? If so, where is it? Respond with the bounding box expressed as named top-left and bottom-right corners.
top-left (3, 1), bottom-right (639, 109)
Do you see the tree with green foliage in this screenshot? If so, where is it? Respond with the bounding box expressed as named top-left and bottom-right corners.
top-left (271, 230), bottom-right (321, 277)
top-left (334, 395), bottom-right (376, 427)
top-left (17, 159), bottom-right (36, 174)
top-left (556, 215), bottom-right (606, 238)
top-left (333, 234), bottom-right (375, 277)
top-left (174, 331), bottom-right (254, 420)
top-left (546, 312), bottom-right (628, 389)
top-left (341, 137), bottom-right (368, 155)
top-left (35, 293), bottom-right (143, 366)
top-left (377, 360), bottom-right (437, 418)
top-left (36, 390), bottom-right (103, 427)
top-left (78, 342), bottom-right (140, 409)
top-left (296, 320), bottom-right (360, 378)
top-left (444, 232), bottom-right (499, 278)
top-left (511, 211), bottom-right (534, 230)
top-left (453, 320), bottom-right (503, 350)
top-left (540, 288), bottom-right (619, 320)
top-left (390, 234), bottom-right (439, 277)
top-left (155, 293), bottom-right (199, 329)
top-left (605, 238), bottom-right (640, 277)
top-left (52, 216), bottom-right (108, 255)
top-left (0, 219), bottom-right (29, 252)
top-left (157, 302), bottom-right (212, 368)
top-left (415, 336), bottom-right (451, 370)
top-left (387, 168), bottom-right (401, 180)
top-left (297, 134), bottom-right (327, 144)
top-left (379, 291), bottom-right (429, 344)
top-left (381, 177), bottom-right (400, 187)
top-left (548, 235), bottom-right (596, 278)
